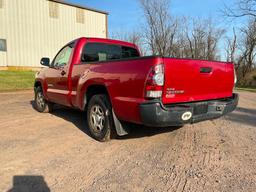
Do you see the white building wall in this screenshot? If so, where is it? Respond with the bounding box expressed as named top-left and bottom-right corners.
top-left (0, 0), bottom-right (7, 67)
top-left (0, 0), bottom-right (107, 67)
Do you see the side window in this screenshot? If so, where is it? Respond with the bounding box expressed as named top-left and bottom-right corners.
top-left (49, 1), bottom-right (59, 19)
top-left (0, 0), bottom-right (3, 9)
top-left (76, 8), bottom-right (85, 24)
top-left (0, 39), bottom-right (7, 52)
top-left (52, 44), bottom-right (73, 68)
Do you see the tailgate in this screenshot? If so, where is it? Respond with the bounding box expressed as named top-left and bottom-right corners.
top-left (162, 58), bottom-right (235, 104)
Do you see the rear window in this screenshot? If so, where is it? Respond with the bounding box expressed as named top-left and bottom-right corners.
top-left (81, 43), bottom-right (140, 62)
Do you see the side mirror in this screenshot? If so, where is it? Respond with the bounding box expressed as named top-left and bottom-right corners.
top-left (40, 57), bottom-right (50, 67)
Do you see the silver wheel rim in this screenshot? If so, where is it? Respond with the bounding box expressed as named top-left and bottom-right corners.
top-left (90, 105), bottom-right (105, 133)
top-left (36, 91), bottom-right (45, 109)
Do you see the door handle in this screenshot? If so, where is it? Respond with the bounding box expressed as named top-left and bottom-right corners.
top-left (61, 70), bottom-right (66, 76)
top-left (200, 67), bottom-right (212, 73)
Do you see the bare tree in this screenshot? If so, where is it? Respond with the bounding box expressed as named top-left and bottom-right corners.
top-left (223, 0), bottom-right (256, 85)
top-left (178, 18), bottom-right (224, 60)
top-left (114, 1), bottom-right (224, 62)
top-left (111, 30), bottom-right (146, 56)
top-left (223, 0), bottom-right (256, 18)
top-left (139, 0), bottom-right (178, 56)
top-left (111, 31), bottom-right (140, 45)
top-left (239, 19), bottom-right (256, 78)
top-left (225, 19), bottom-right (256, 84)
top-left (225, 28), bottom-right (237, 63)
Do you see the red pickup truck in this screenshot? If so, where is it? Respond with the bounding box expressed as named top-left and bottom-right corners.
top-left (34, 37), bottom-right (238, 141)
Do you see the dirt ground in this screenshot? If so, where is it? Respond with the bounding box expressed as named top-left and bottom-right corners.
top-left (0, 91), bottom-right (256, 192)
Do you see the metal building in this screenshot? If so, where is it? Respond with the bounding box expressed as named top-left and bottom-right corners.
top-left (0, 0), bottom-right (108, 69)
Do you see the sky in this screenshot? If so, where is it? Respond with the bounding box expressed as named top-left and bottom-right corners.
top-left (67, 0), bottom-right (244, 34)
top-left (67, 0), bottom-right (245, 60)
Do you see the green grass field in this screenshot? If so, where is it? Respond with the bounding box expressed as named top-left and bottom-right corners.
top-left (0, 70), bottom-right (36, 92)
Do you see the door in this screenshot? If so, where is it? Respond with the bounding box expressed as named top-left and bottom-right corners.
top-left (45, 43), bottom-right (74, 106)
top-left (0, 39), bottom-right (7, 67)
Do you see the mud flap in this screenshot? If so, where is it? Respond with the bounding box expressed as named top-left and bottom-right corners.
top-left (112, 110), bottom-right (129, 136)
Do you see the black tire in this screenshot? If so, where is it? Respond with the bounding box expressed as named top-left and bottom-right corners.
top-left (34, 86), bottom-right (53, 113)
top-left (87, 94), bottom-right (116, 142)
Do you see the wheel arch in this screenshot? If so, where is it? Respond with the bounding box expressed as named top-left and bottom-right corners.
top-left (34, 80), bottom-right (48, 99)
top-left (34, 81), bottom-right (42, 89)
top-left (83, 84), bottom-right (112, 110)
top-left (79, 82), bottom-right (129, 137)
top-left (84, 84), bottom-right (129, 137)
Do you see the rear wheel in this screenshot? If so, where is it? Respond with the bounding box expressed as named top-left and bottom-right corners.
top-left (87, 94), bottom-right (116, 142)
top-left (34, 86), bottom-right (53, 113)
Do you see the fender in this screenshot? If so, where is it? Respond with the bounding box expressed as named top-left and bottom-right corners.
top-left (34, 77), bottom-right (49, 100)
top-left (77, 78), bottom-right (128, 136)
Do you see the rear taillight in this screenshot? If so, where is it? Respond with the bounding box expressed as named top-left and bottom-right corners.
top-left (145, 64), bottom-right (165, 99)
top-left (234, 68), bottom-right (237, 85)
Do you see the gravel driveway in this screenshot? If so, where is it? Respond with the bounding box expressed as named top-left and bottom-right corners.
top-left (0, 91), bottom-right (256, 192)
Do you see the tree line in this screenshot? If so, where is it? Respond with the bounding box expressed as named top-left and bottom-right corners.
top-left (112, 0), bottom-right (256, 87)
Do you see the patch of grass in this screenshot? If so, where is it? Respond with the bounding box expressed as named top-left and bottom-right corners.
top-left (235, 87), bottom-right (256, 93)
top-left (0, 70), bottom-right (36, 92)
